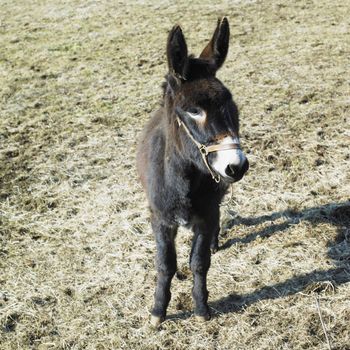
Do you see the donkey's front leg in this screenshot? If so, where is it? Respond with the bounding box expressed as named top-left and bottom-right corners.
top-left (190, 221), bottom-right (215, 321)
top-left (150, 217), bottom-right (177, 327)
top-left (210, 225), bottom-right (220, 254)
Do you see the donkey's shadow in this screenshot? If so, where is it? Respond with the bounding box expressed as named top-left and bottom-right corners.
top-left (211, 200), bottom-right (350, 314)
top-left (169, 201), bottom-right (350, 319)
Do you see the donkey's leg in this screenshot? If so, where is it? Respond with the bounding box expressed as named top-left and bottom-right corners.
top-left (190, 206), bottom-right (220, 321)
top-left (151, 218), bottom-right (177, 327)
top-left (190, 223), bottom-right (212, 320)
top-left (210, 225), bottom-right (220, 254)
top-left (190, 220), bottom-right (217, 321)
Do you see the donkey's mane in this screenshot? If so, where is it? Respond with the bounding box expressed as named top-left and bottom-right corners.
top-left (185, 56), bottom-right (217, 80)
top-left (161, 55), bottom-right (218, 101)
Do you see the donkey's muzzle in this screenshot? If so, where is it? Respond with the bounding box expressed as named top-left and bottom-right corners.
top-left (225, 158), bottom-right (249, 182)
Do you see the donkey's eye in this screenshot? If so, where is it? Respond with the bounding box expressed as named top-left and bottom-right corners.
top-left (187, 107), bottom-right (206, 121)
top-left (187, 107), bottom-right (201, 115)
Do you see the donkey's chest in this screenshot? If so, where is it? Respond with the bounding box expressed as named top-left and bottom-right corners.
top-left (173, 187), bottom-right (224, 227)
top-left (174, 210), bottom-right (202, 228)
top-left (172, 197), bottom-right (193, 227)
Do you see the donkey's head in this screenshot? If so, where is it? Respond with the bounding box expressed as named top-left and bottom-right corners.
top-left (164, 18), bottom-right (249, 183)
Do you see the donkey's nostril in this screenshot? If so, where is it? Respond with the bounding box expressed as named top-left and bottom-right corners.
top-left (225, 164), bottom-right (240, 177)
top-left (225, 159), bottom-right (249, 182)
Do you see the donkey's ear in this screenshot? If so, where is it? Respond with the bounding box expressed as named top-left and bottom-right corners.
top-left (167, 25), bottom-right (188, 80)
top-left (199, 17), bottom-right (230, 70)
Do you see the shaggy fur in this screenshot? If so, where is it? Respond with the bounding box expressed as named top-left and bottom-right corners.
top-left (136, 18), bottom-right (249, 324)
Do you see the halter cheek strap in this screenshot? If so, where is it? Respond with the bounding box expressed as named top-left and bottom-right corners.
top-left (176, 117), bottom-right (241, 183)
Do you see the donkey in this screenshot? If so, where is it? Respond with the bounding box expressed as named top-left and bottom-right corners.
top-left (136, 17), bottom-right (249, 326)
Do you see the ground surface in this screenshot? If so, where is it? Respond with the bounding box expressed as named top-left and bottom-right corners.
top-left (1, 0), bottom-right (349, 349)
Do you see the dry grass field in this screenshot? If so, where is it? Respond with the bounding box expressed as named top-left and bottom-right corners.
top-left (1, 0), bottom-right (349, 349)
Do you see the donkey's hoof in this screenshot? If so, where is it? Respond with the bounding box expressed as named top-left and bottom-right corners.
top-left (195, 314), bottom-right (211, 322)
top-left (150, 315), bottom-right (164, 328)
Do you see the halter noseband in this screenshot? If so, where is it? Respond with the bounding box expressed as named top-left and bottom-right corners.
top-left (176, 117), bottom-right (241, 183)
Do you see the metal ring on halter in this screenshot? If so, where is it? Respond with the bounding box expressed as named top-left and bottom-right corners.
top-left (199, 145), bottom-right (208, 156)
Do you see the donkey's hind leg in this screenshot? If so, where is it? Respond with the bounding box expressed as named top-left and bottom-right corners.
top-left (150, 217), bottom-right (178, 327)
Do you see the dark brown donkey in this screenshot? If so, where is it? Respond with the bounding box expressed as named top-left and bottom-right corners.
top-left (136, 17), bottom-right (249, 326)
